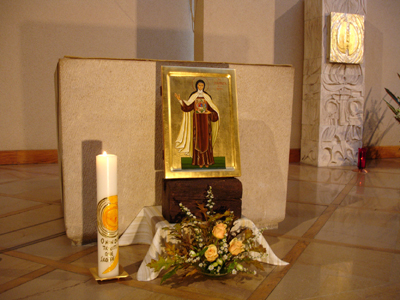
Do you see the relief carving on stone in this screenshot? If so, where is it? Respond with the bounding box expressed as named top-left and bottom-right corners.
top-left (301, 0), bottom-right (366, 166)
top-left (320, 64), bottom-right (363, 165)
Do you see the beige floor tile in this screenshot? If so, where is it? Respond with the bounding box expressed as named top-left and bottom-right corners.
top-left (71, 251), bottom-right (98, 269)
top-left (264, 236), bottom-right (298, 260)
top-left (268, 243), bottom-right (400, 300)
top-left (120, 291), bottom-right (188, 300)
top-left (315, 206), bottom-right (400, 250)
top-left (287, 180), bottom-right (346, 205)
top-left (119, 244), bottom-right (152, 273)
top-left (140, 267), bottom-right (274, 300)
top-left (14, 186), bottom-right (62, 202)
top-left (288, 164), bottom-right (355, 185)
top-left (0, 254), bottom-right (45, 285)
top-left (0, 196), bottom-right (40, 215)
top-left (0, 219), bottom-right (65, 250)
top-left (0, 269), bottom-right (135, 300)
top-left (0, 204), bottom-right (63, 235)
top-left (17, 235), bottom-right (95, 261)
top-left (341, 185), bottom-right (400, 211)
top-left (268, 202), bottom-right (327, 237)
top-left (0, 177), bottom-right (60, 196)
top-left (0, 168), bottom-right (48, 184)
top-left (362, 171), bottom-right (400, 189)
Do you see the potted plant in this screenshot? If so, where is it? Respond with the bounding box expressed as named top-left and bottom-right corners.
top-left (383, 73), bottom-right (400, 124)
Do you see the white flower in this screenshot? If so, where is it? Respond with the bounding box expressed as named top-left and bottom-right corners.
top-left (199, 263), bottom-right (203, 267)
top-left (189, 250), bottom-right (196, 257)
top-left (254, 270), bottom-right (257, 275)
top-left (232, 269), bottom-right (237, 275)
top-left (223, 255), bottom-right (227, 260)
top-left (208, 265), bottom-right (214, 271)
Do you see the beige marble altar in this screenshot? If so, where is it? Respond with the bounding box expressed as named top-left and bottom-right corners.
top-left (56, 58), bottom-right (294, 244)
top-left (301, 0), bottom-right (366, 167)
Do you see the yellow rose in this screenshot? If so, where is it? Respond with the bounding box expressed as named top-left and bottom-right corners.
top-left (212, 223), bottom-right (227, 239)
top-left (229, 238), bottom-right (244, 256)
top-left (204, 244), bottom-right (219, 262)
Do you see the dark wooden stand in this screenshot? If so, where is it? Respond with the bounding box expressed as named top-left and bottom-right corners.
top-left (162, 178), bottom-right (242, 223)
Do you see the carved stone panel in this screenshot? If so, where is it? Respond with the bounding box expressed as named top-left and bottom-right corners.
top-left (301, 0), bottom-right (366, 167)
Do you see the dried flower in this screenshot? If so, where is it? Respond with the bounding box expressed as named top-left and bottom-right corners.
top-left (147, 186), bottom-right (267, 284)
top-left (204, 244), bottom-right (218, 262)
top-left (229, 238), bottom-right (244, 256)
top-left (212, 222), bottom-right (227, 239)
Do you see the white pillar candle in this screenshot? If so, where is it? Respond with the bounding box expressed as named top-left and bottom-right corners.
top-left (96, 151), bottom-right (119, 278)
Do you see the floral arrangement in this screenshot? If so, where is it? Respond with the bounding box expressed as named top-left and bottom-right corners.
top-left (147, 187), bottom-right (267, 284)
top-left (383, 73), bottom-right (400, 124)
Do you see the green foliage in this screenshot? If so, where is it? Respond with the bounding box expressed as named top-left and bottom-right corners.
top-left (161, 265), bottom-right (182, 284)
top-left (383, 73), bottom-right (400, 124)
top-left (147, 256), bottom-right (176, 272)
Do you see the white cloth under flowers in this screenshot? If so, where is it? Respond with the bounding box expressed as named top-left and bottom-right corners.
top-left (119, 206), bottom-right (288, 281)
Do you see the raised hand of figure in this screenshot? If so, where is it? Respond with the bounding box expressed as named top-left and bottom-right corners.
top-left (174, 93), bottom-right (181, 101)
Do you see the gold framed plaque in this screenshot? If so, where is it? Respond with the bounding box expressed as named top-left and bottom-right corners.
top-left (329, 12), bottom-right (364, 64)
top-left (162, 66), bottom-right (241, 179)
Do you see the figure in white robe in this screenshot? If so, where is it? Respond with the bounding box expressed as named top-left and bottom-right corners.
top-left (175, 80), bottom-right (220, 168)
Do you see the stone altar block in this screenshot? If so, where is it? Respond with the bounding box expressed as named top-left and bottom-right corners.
top-left (301, 0), bottom-right (366, 166)
top-left (56, 57), bottom-right (294, 244)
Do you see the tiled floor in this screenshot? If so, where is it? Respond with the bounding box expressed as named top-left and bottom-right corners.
top-left (0, 159), bottom-right (399, 299)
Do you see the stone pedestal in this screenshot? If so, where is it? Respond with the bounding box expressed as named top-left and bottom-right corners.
top-left (301, 0), bottom-right (366, 166)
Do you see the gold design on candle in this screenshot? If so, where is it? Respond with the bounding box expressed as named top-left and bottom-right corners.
top-left (102, 249), bottom-right (119, 274)
top-left (97, 195), bottom-right (118, 238)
